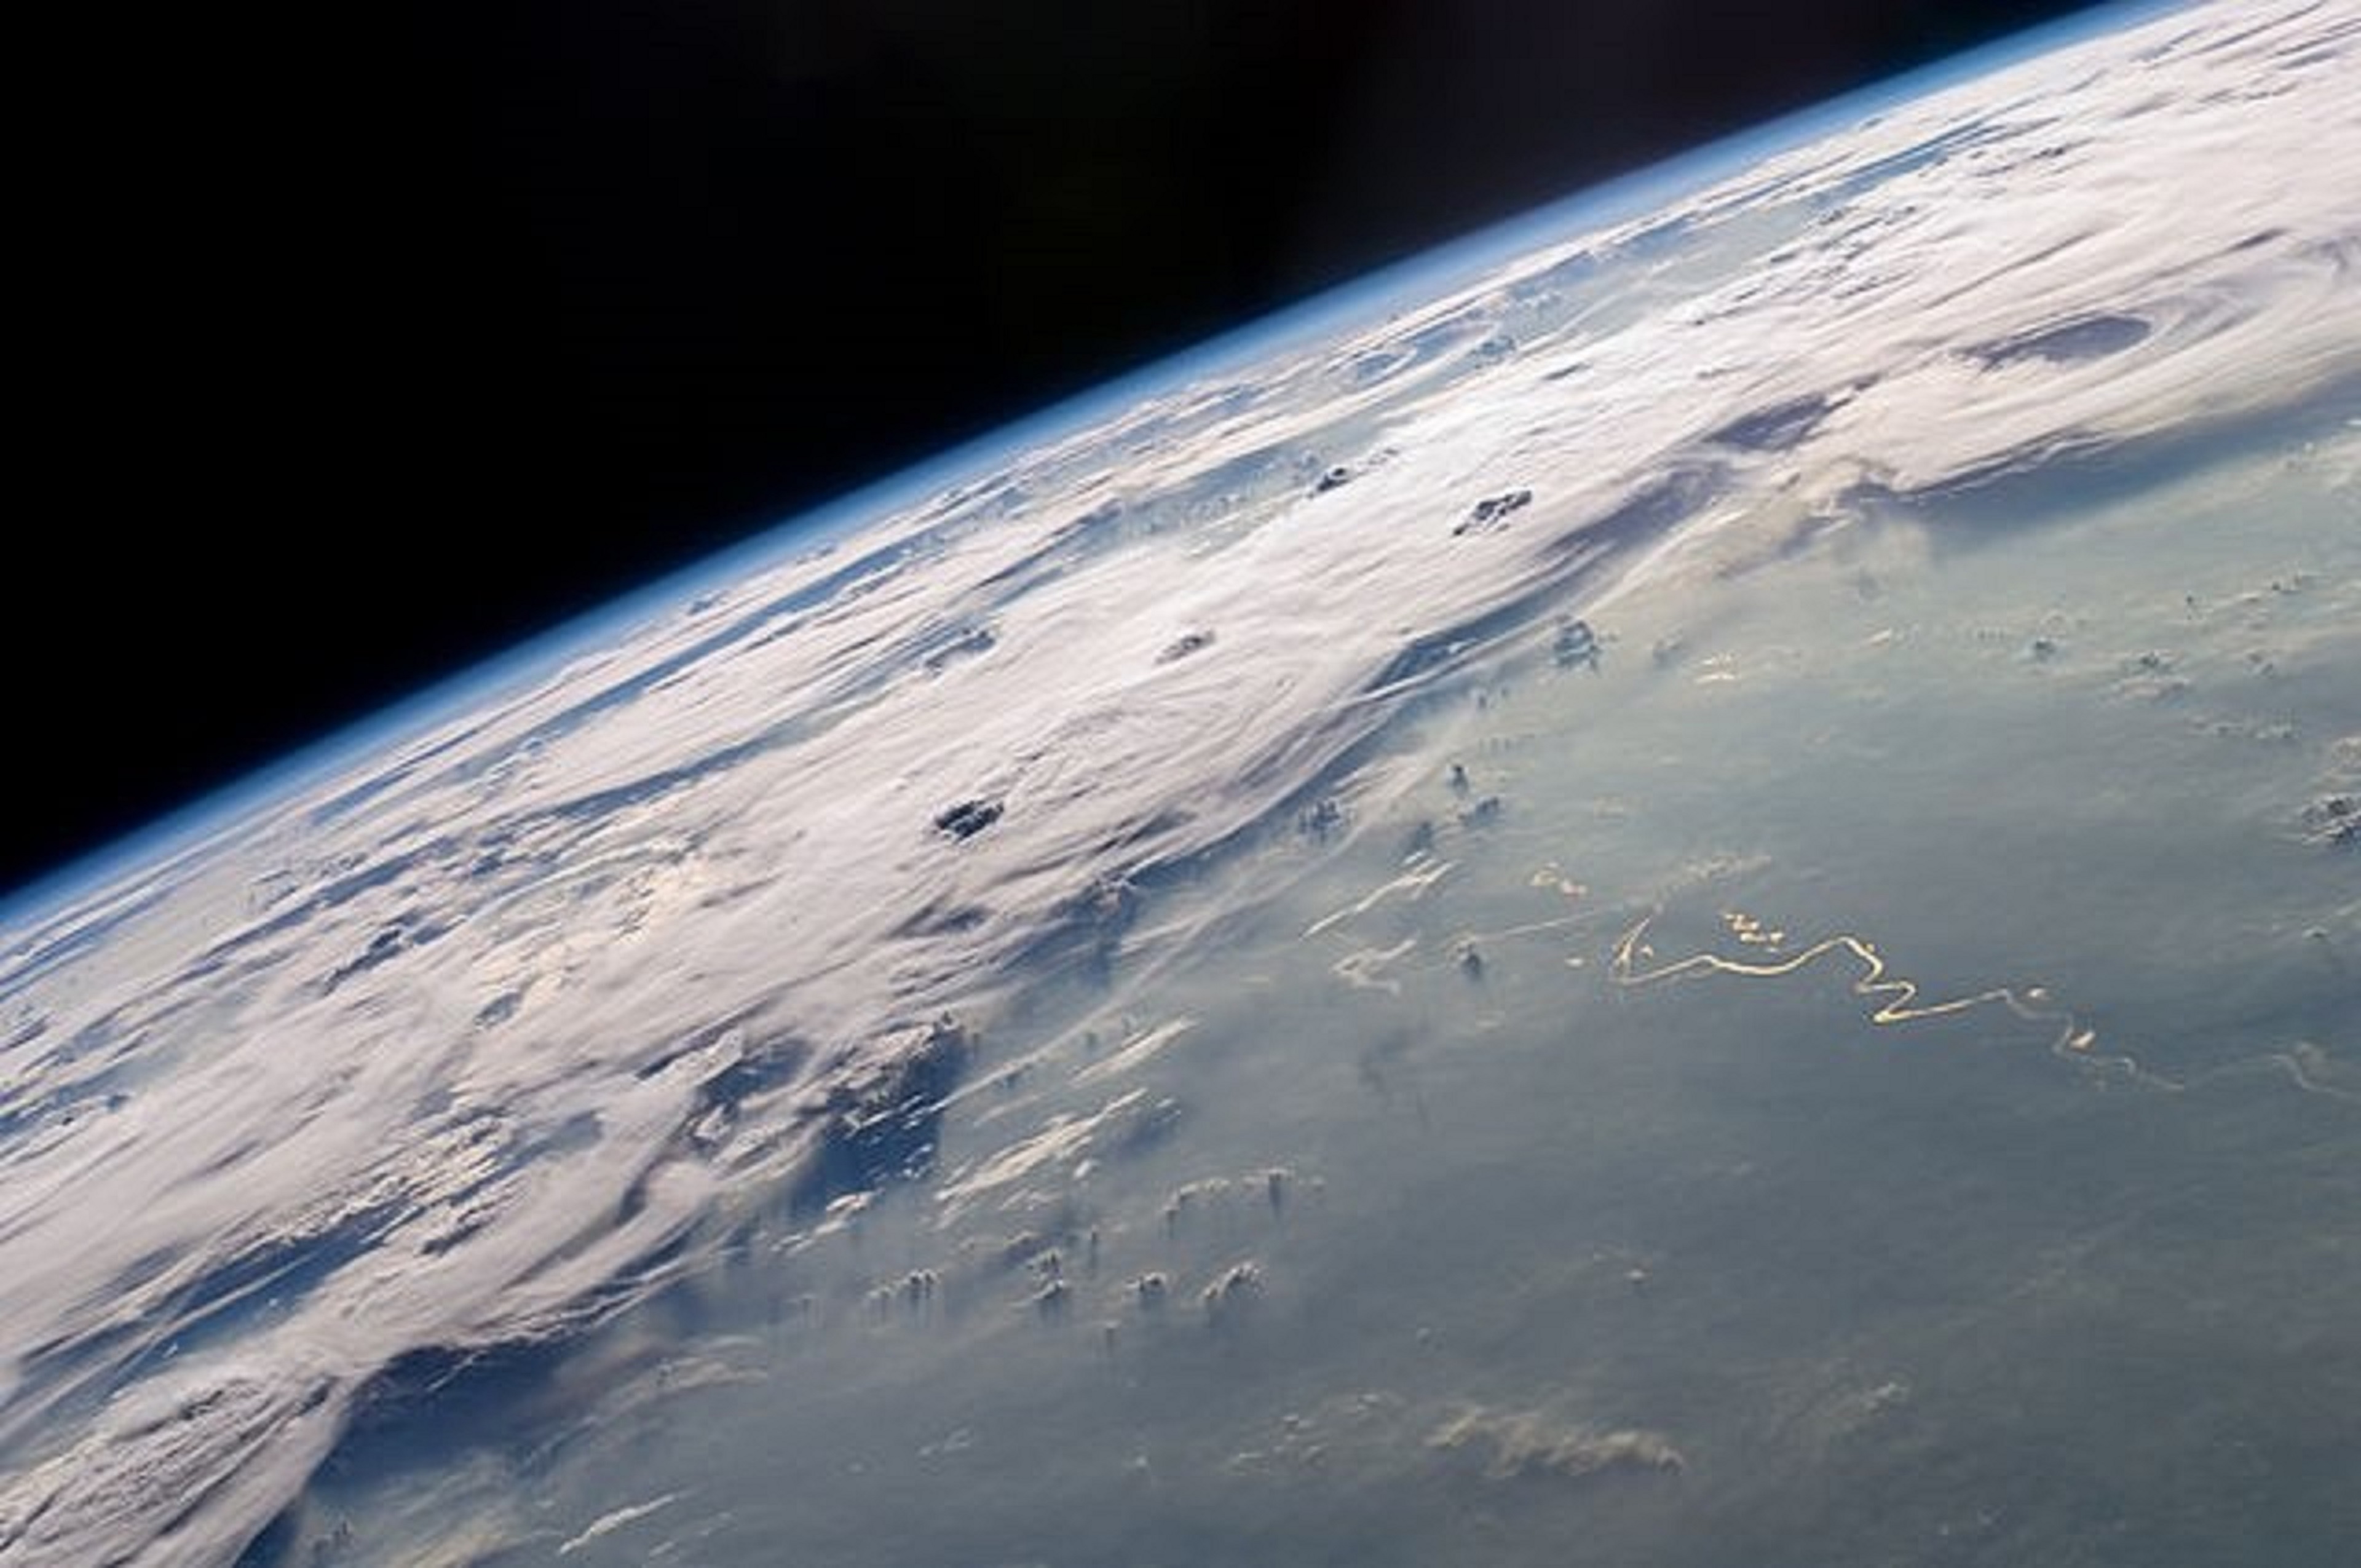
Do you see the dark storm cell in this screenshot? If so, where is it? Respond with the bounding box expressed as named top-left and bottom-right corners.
top-left (1964, 312), bottom-right (2153, 367)
top-left (472, 992), bottom-right (521, 1028)
top-left (1553, 617), bottom-right (1600, 670)
top-left (1157, 629), bottom-right (1216, 663)
top-left (933, 798), bottom-right (1004, 839)
top-left (1453, 488), bottom-right (1533, 535)
top-left (321, 917), bottom-right (448, 993)
top-left (1703, 392), bottom-right (1837, 452)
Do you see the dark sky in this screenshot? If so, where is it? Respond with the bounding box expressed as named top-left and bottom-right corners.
top-left (11, 0), bottom-right (2102, 902)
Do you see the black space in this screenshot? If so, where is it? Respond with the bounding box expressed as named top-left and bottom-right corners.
top-left (12, 0), bottom-right (2099, 901)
